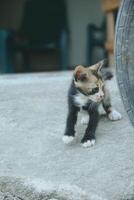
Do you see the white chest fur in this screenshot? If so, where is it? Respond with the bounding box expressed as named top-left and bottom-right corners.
top-left (74, 93), bottom-right (89, 107)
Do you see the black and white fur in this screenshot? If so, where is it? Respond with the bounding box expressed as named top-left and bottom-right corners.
top-left (63, 61), bottom-right (122, 148)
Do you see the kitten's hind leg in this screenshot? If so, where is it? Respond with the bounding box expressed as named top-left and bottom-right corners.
top-left (102, 89), bottom-right (122, 121)
top-left (81, 110), bottom-right (89, 125)
top-left (107, 108), bottom-right (122, 121)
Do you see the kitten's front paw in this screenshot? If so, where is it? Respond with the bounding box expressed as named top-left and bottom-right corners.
top-left (62, 135), bottom-right (75, 144)
top-left (108, 109), bottom-right (122, 121)
top-left (80, 115), bottom-right (89, 125)
top-left (81, 139), bottom-right (95, 148)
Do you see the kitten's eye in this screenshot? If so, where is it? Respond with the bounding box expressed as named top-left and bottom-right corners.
top-left (90, 87), bottom-right (99, 95)
top-left (80, 73), bottom-right (87, 82)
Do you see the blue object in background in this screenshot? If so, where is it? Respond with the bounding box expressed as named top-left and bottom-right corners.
top-left (0, 30), bottom-right (13, 73)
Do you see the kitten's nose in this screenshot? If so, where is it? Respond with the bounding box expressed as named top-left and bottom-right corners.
top-left (97, 93), bottom-right (104, 99)
top-left (100, 94), bottom-right (104, 98)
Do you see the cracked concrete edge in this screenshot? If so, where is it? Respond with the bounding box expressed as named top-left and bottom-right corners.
top-left (0, 176), bottom-right (107, 200)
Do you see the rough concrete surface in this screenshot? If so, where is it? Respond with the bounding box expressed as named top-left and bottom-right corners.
top-left (0, 72), bottom-right (133, 200)
top-left (0, 176), bottom-right (91, 200)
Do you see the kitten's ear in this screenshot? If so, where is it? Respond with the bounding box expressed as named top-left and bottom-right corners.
top-left (89, 59), bottom-right (113, 80)
top-left (89, 59), bottom-right (108, 72)
top-left (74, 65), bottom-right (88, 82)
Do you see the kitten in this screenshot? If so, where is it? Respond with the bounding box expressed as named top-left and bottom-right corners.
top-left (63, 60), bottom-right (122, 148)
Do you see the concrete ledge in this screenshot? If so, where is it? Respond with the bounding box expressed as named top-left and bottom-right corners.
top-left (0, 72), bottom-right (134, 199)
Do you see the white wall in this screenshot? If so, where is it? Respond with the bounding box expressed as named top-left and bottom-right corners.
top-left (67, 0), bottom-right (104, 66)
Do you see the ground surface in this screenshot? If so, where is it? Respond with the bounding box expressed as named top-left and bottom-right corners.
top-left (0, 72), bottom-right (133, 200)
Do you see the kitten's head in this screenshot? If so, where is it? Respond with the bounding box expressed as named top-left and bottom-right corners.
top-left (73, 59), bottom-right (113, 103)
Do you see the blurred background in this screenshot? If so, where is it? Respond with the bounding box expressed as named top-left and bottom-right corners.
top-left (0, 0), bottom-right (120, 73)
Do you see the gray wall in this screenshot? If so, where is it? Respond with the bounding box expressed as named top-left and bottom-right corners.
top-left (0, 0), bottom-right (104, 67)
top-left (67, 0), bottom-right (103, 66)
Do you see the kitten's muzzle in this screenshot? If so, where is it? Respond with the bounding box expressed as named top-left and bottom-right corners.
top-left (96, 93), bottom-right (104, 101)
